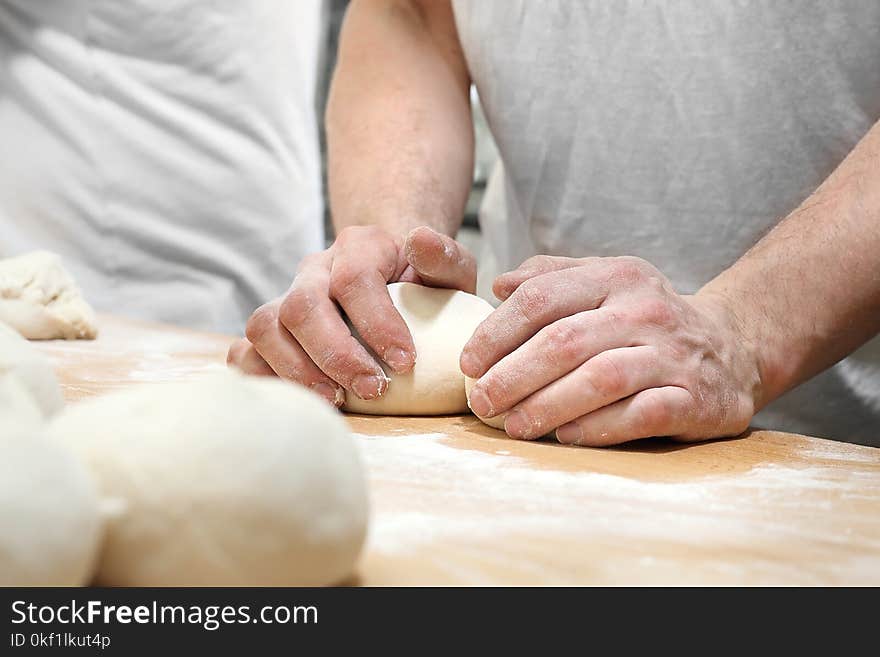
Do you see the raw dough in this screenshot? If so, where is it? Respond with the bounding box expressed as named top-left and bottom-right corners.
top-left (47, 371), bottom-right (368, 586)
top-left (0, 427), bottom-right (103, 586)
top-left (343, 282), bottom-right (494, 415)
top-left (0, 251), bottom-right (98, 340)
top-left (0, 376), bottom-right (45, 428)
top-left (0, 320), bottom-right (64, 419)
top-left (465, 376), bottom-right (507, 430)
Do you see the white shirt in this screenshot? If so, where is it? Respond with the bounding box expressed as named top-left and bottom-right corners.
top-left (0, 0), bottom-right (326, 333)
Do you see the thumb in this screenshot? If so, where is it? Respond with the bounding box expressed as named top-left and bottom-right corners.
top-left (403, 226), bottom-right (477, 293)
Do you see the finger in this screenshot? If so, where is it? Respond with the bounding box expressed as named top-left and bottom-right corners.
top-left (461, 265), bottom-right (613, 378)
top-left (245, 301), bottom-right (345, 406)
top-left (328, 229), bottom-right (417, 374)
top-left (404, 226), bottom-right (477, 293)
top-left (280, 260), bottom-right (390, 401)
top-left (397, 264), bottom-right (421, 284)
top-left (555, 386), bottom-right (693, 447)
top-left (492, 255), bottom-right (584, 301)
top-left (502, 346), bottom-right (667, 440)
top-left (466, 308), bottom-right (636, 420)
top-left (227, 338), bottom-right (275, 377)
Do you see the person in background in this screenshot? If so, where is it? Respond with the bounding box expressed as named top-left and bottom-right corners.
top-left (231, 0), bottom-right (880, 447)
top-left (0, 1), bottom-right (327, 333)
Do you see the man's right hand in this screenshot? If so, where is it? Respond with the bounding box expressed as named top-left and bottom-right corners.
top-left (227, 225), bottom-right (476, 406)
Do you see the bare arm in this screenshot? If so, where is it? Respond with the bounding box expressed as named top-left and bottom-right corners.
top-left (231, 0), bottom-right (477, 405)
top-left (326, 0), bottom-right (473, 237)
top-left (699, 119), bottom-right (880, 410)
top-left (460, 122), bottom-right (880, 446)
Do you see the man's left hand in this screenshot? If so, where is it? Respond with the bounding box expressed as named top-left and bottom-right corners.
top-left (460, 255), bottom-right (763, 446)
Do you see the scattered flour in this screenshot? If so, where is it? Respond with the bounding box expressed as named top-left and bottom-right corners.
top-left (36, 323), bottom-right (231, 392)
top-left (355, 431), bottom-right (880, 583)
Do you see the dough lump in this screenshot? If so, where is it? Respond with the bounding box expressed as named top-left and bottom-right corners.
top-left (47, 371), bottom-right (368, 586)
top-left (0, 375), bottom-right (44, 428)
top-left (342, 282), bottom-right (494, 416)
top-left (0, 427), bottom-right (103, 586)
top-left (0, 251), bottom-right (98, 340)
top-left (0, 320), bottom-right (64, 419)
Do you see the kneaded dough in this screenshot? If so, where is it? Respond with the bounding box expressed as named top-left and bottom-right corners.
top-left (0, 375), bottom-right (45, 428)
top-left (343, 282), bottom-right (494, 416)
top-left (47, 371), bottom-right (368, 586)
top-left (0, 251), bottom-right (98, 340)
top-left (0, 428), bottom-right (103, 586)
top-left (465, 376), bottom-right (507, 430)
top-left (0, 320), bottom-right (64, 419)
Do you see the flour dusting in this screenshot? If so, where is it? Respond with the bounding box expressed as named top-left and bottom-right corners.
top-left (355, 431), bottom-right (880, 583)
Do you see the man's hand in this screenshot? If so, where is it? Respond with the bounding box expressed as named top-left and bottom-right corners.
top-left (228, 226), bottom-right (476, 405)
top-left (460, 255), bottom-right (763, 446)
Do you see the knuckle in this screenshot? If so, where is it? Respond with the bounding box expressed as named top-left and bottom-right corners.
top-left (636, 297), bottom-right (675, 327)
top-left (278, 288), bottom-right (318, 329)
top-left (585, 354), bottom-right (627, 399)
top-left (276, 363), bottom-right (310, 385)
top-left (611, 257), bottom-right (647, 283)
top-left (512, 279), bottom-right (549, 323)
top-left (613, 304), bottom-right (644, 330)
top-left (644, 274), bottom-right (667, 294)
top-left (318, 349), bottom-right (346, 375)
top-left (328, 263), bottom-right (362, 301)
top-left (245, 304), bottom-right (278, 344)
top-left (523, 254), bottom-right (552, 270)
top-left (481, 375), bottom-right (515, 413)
top-left (666, 339), bottom-right (691, 364)
top-left (610, 256), bottom-right (662, 288)
top-left (602, 307), bottom-right (628, 329)
top-left (541, 320), bottom-right (582, 362)
top-left (636, 392), bottom-right (673, 432)
top-left (316, 346), bottom-right (365, 382)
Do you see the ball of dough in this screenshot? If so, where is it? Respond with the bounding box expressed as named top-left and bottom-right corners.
top-left (0, 375), bottom-right (45, 428)
top-left (0, 251), bottom-right (98, 340)
top-left (0, 428), bottom-right (103, 586)
top-left (465, 376), bottom-right (507, 430)
top-left (47, 371), bottom-right (368, 586)
top-left (0, 320), bottom-right (64, 419)
top-left (343, 282), bottom-right (494, 415)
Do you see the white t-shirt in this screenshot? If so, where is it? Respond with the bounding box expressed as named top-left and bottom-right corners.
top-left (0, 0), bottom-right (326, 333)
top-left (453, 0), bottom-right (880, 444)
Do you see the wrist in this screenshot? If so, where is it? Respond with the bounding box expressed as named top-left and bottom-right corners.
top-left (332, 213), bottom-right (460, 242)
top-left (690, 288), bottom-right (769, 412)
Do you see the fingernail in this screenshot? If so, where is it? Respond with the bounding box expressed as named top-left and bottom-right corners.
top-left (556, 422), bottom-right (583, 444)
top-left (460, 350), bottom-right (480, 378)
top-left (468, 387), bottom-right (493, 418)
top-left (311, 382), bottom-right (343, 407)
top-left (504, 410), bottom-right (530, 439)
top-left (352, 374), bottom-right (388, 400)
top-left (384, 346), bottom-right (415, 374)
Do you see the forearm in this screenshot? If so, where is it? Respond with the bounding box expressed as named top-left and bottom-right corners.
top-left (326, 0), bottom-right (473, 239)
top-left (699, 119), bottom-right (880, 409)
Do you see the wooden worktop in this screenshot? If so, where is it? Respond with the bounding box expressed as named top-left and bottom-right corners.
top-left (38, 316), bottom-right (880, 586)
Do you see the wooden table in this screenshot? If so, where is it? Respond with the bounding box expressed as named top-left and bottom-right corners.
top-left (39, 316), bottom-right (880, 586)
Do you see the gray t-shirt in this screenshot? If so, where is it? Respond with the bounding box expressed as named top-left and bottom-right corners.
top-left (453, 0), bottom-right (880, 445)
